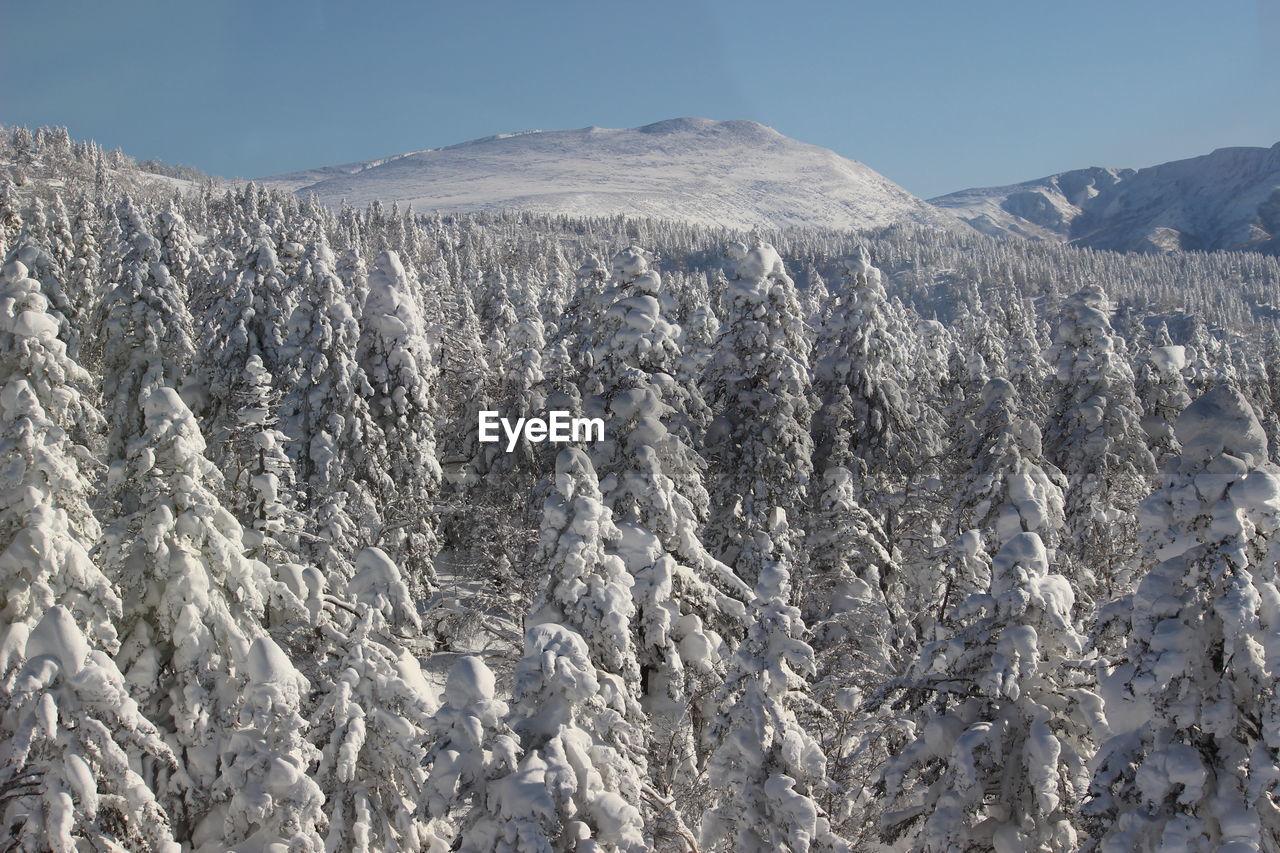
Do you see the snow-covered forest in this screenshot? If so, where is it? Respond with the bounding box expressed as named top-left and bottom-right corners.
top-left (5, 123), bottom-right (1280, 852)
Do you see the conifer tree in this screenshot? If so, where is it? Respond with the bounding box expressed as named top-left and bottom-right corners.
top-left (224, 354), bottom-right (305, 563)
top-left (464, 624), bottom-right (646, 853)
top-left (466, 449), bottom-right (649, 849)
top-left (5, 242), bottom-right (81, 363)
top-left (95, 197), bottom-right (194, 464)
top-left (0, 260), bottom-right (179, 850)
top-left (358, 250), bottom-right (442, 590)
top-left (65, 192), bottom-right (102, 326)
top-left (704, 242), bottom-right (815, 583)
top-left (876, 533), bottom-right (1101, 853)
top-left (1044, 285), bottom-right (1156, 596)
top-left (1135, 329), bottom-right (1192, 466)
top-left (1086, 387), bottom-right (1280, 852)
top-left (279, 236), bottom-right (382, 582)
top-left (804, 464), bottom-right (897, 690)
top-left (702, 533), bottom-right (849, 853)
top-left (210, 637), bottom-right (325, 852)
top-left (310, 549), bottom-right (437, 853)
top-left (99, 386), bottom-right (311, 843)
top-left (43, 196), bottom-right (75, 284)
top-left (423, 656), bottom-right (519, 847)
top-left (186, 233), bottom-right (293, 465)
top-left (156, 201), bottom-right (200, 299)
top-left (811, 248), bottom-right (942, 529)
top-left (0, 176), bottom-right (22, 250)
top-left (955, 378), bottom-right (1067, 550)
top-left (586, 247), bottom-right (750, 808)
top-left (529, 448), bottom-right (643, 717)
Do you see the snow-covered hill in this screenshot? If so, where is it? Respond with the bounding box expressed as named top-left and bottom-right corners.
top-left (264, 117), bottom-right (962, 233)
top-left (932, 143), bottom-right (1280, 254)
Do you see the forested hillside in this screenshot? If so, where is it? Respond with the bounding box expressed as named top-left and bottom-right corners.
top-left (5, 124), bottom-right (1280, 852)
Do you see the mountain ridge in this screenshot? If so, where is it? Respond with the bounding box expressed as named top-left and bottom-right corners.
top-left (932, 142), bottom-right (1280, 254)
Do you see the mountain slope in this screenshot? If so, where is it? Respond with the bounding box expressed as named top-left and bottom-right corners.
top-left (264, 118), bottom-right (961, 233)
top-left (932, 143), bottom-right (1280, 254)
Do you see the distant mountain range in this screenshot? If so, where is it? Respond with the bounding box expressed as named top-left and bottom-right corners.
top-left (931, 143), bottom-right (1280, 254)
top-left (265, 120), bottom-right (1280, 255)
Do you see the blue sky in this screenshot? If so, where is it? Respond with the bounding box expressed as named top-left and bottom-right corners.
top-left (2, 0), bottom-right (1277, 198)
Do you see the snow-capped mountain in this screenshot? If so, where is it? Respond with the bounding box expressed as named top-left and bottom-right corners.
top-left (264, 117), bottom-right (961, 233)
top-left (932, 142), bottom-right (1280, 254)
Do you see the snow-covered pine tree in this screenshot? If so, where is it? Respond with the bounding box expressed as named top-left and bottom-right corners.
top-left (43, 196), bottom-right (75, 285)
top-left (213, 352), bottom-right (325, 663)
top-left (911, 318), bottom-right (956, 421)
top-left (804, 464), bottom-right (896, 691)
top-left (207, 637), bottom-right (325, 852)
top-left (997, 292), bottom-right (1051, 420)
top-left (434, 277), bottom-right (504, 561)
top-left (855, 364), bottom-right (1100, 850)
top-left (954, 290), bottom-right (1008, 389)
top-left (5, 242), bottom-right (81, 364)
top-left (279, 234), bottom-right (382, 583)
top-left (336, 246), bottom-right (370, 322)
top-left (185, 232), bottom-right (294, 469)
top-left (800, 263), bottom-right (830, 320)
top-left (804, 255), bottom-right (914, 661)
top-left (701, 533), bottom-right (849, 853)
top-left (0, 176), bottom-right (22, 251)
top-left (64, 192), bottom-right (103, 330)
top-left (584, 246), bottom-right (750, 818)
top-left (528, 448), bottom-right (643, 720)
top-left (1085, 386), bottom-right (1280, 852)
top-left (875, 532), bottom-right (1102, 852)
top-left (465, 448), bottom-right (649, 848)
top-left (1044, 284), bottom-right (1156, 597)
top-left (95, 197), bottom-right (194, 465)
top-left (676, 297), bottom-right (719, 411)
top-left (954, 377), bottom-right (1067, 551)
top-left (17, 197), bottom-right (50, 259)
top-left (358, 250), bottom-right (442, 592)
top-left (494, 301), bottom-right (548, 467)
top-left (0, 259), bottom-right (179, 851)
top-left (423, 655), bottom-right (519, 846)
top-left (223, 354), bottom-right (304, 564)
top-left (568, 253), bottom-right (609, 379)
top-left (308, 546), bottom-right (439, 853)
top-left (0, 257), bottom-right (101, 455)
top-left (801, 425), bottom-right (905, 847)
top-left (587, 247), bottom-right (682, 391)
top-left (810, 247), bottom-right (942, 530)
top-left (1184, 319), bottom-right (1231, 397)
top-left (0, 262), bottom-right (110, 644)
top-left (1135, 328), bottom-right (1193, 467)
top-left (156, 200), bottom-right (201, 301)
top-left (1, 607), bottom-right (181, 852)
top-left (99, 385), bottom-right (316, 846)
top-left (463, 623), bottom-right (647, 853)
top-left (704, 241), bottom-right (815, 584)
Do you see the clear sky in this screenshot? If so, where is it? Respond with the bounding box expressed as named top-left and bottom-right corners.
top-left (2, 0), bottom-right (1277, 198)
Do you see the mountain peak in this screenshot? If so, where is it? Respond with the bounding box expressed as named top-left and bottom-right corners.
top-left (264, 119), bottom-right (959, 233)
top-left (637, 116), bottom-right (718, 133)
top-left (635, 117), bottom-right (776, 136)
